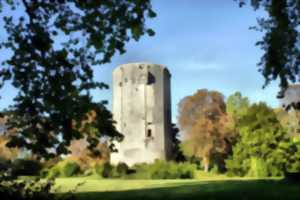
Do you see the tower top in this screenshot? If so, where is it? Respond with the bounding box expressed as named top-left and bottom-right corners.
top-left (113, 62), bottom-right (170, 76)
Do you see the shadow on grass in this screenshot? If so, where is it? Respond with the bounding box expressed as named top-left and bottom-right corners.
top-left (74, 179), bottom-right (300, 200)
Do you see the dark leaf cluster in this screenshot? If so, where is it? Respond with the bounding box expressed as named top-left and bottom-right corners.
top-left (0, 0), bottom-right (155, 158)
top-left (239, 0), bottom-right (300, 90)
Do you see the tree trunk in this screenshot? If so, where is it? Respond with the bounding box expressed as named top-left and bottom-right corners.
top-left (203, 156), bottom-right (210, 173)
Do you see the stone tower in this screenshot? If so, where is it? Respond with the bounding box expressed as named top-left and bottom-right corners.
top-left (111, 63), bottom-right (172, 166)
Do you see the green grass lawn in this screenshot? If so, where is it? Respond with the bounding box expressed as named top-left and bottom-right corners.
top-left (55, 177), bottom-right (300, 200)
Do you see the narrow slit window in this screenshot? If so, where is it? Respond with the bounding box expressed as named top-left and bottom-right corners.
top-left (147, 129), bottom-right (152, 137)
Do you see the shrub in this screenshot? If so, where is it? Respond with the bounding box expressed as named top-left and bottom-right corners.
top-left (39, 168), bottom-right (49, 178)
top-left (116, 162), bottom-right (129, 176)
top-left (246, 157), bottom-right (268, 177)
top-left (94, 162), bottom-right (116, 178)
top-left (94, 163), bottom-right (104, 177)
top-left (62, 161), bottom-right (80, 177)
top-left (102, 162), bottom-right (116, 178)
top-left (94, 161), bottom-right (196, 179)
top-left (132, 160), bottom-right (196, 179)
top-left (47, 160), bottom-right (81, 178)
top-left (47, 166), bottom-right (61, 178)
top-left (11, 159), bottom-right (42, 176)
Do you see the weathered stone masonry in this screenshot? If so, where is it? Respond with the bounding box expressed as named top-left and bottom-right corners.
top-left (111, 63), bottom-right (172, 166)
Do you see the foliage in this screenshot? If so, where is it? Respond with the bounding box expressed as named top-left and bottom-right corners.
top-left (102, 162), bottom-right (115, 178)
top-left (94, 162), bottom-right (129, 178)
top-left (226, 102), bottom-right (300, 177)
top-left (0, 156), bottom-right (10, 172)
top-left (47, 166), bottom-right (61, 179)
top-left (68, 139), bottom-right (111, 170)
top-left (11, 159), bottom-right (42, 177)
top-left (94, 163), bottom-right (105, 177)
top-left (170, 123), bottom-right (185, 162)
top-left (246, 157), bottom-right (268, 177)
top-left (93, 161), bottom-right (196, 179)
top-left (132, 160), bottom-right (196, 179)
top-left (47, 160), bottom-right (81, 178)
top-left (178, 89), bottom-right (235, 172)
top-left (0, 135), bottom-right (18, 160)
top-left (0, 179), bottom-right (54, 200)
top-left (62, 161), bottom-right (81, 177)
top-left (116, 162), bottom-right (129, 177)
top-left (285, 140), bottom-right (300, 173)
top-left (0, 178), bottom-right (74, 200)
top-left (94, 162), bottom-right (116, 178)
top-left (0, 116), bottom-right (19, 160)
top-left (42, 157), bottom-right (62, 169)
top-left (0, 0), bottom-right (156, 159)
top-left (226, 92), bottom-right (250, 122)
top-left (238, 0), bottom-right (300, 92)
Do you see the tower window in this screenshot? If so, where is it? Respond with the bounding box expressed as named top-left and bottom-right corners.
top-left (147, 129), bottom-right (152, 137)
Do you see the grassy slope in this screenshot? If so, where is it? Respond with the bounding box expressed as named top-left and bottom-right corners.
top-left (55, 177), bottom-right (300, 200)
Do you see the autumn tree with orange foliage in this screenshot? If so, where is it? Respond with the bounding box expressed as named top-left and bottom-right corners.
top-left (178, 89), bottom-right (234, 172)
top-left (67, 109), bottom-right (115, 170)
top-left (0, 116), bottom-right (19, 161)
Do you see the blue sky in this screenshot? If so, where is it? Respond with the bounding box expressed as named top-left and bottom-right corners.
top-left (0, 1), bottom-right (280, 123)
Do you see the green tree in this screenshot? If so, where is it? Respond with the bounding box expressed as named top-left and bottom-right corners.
top-left (178, 89), bottom-right (234, 172)
top-left (0, 1), bottom-right (156, 158)
top-left (226, 92), bottom-right (250, 122)
top-left (226, 102), bottom-right (300, 177)
top-left (238, 0), bottom-right (300, 92)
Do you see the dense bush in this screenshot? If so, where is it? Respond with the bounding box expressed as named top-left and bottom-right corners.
top-left (94, 161), bottom-right (195, 179)
top-left (47, 160), bottom-right (81, 178)
top-left (116, 162), bottom-right (129, 176)
top-left (39, 168), bottom-right (50, 178)
top-left (225, 103), bottom-right (300, 177)
top-left (94, 162), bottom-right (119, 178)
top-left (94, 163), bottom-right (104, 177)
top-left (102, 162), bottom-right (114, 178)
top-left (11, 159), bottom-right (42, 176)
top-left (63, 162), bottom-right (81, 177)
top-left (132, 160), bottom-right (196, 179)
top-left (47, 166), bottom-right (61, 179)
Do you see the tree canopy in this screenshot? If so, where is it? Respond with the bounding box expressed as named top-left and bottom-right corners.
top-left (178, 89), bottom-right (234, 172)
top-left (0, 0), bottom-right (156, 158)
top-left (226, 102), bottom-right (300, 176)
top-left (239, 0), bottom-right (300, 92)
top-left (226, 92), bottom-right (250, 122)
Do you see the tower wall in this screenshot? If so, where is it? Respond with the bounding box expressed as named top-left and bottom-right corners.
top-left (111, 63), bottom-right (172, 166)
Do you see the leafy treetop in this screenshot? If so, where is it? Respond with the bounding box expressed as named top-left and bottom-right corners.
top-left (238, 0), bottom-right (300, 92)
top-left (0, 0), bottom-right (156, 158)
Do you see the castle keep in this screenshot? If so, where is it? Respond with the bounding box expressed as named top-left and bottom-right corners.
top-left (111, 63), bottom-right (172, 166)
